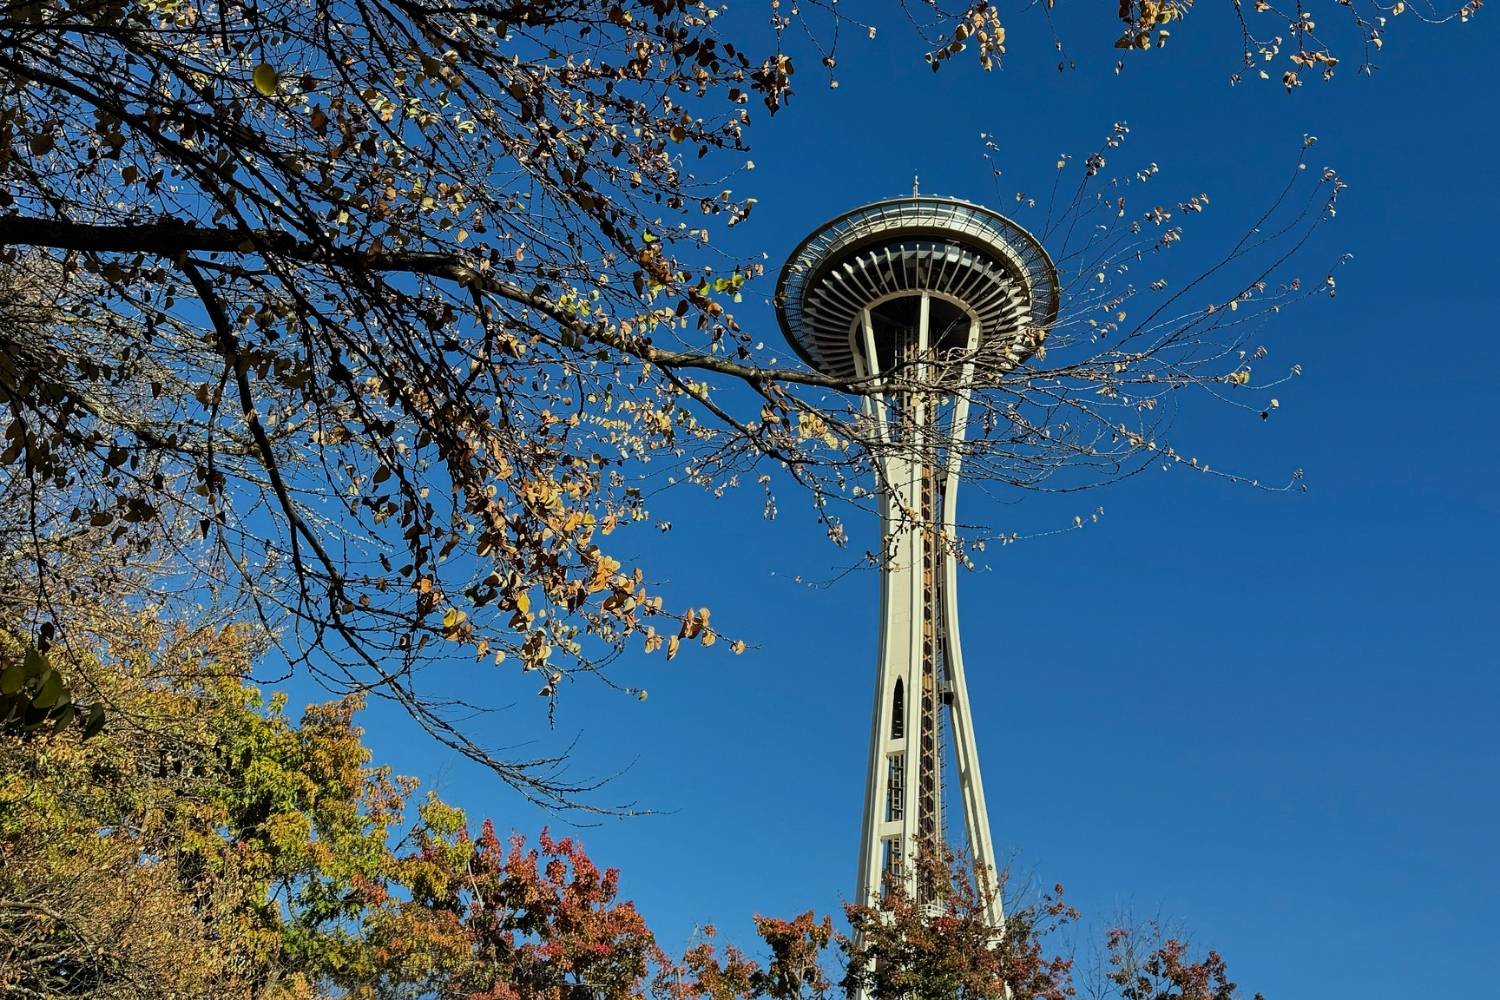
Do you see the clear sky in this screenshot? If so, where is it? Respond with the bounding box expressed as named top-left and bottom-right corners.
top-left (334, 6), bottom-right (1498, 998)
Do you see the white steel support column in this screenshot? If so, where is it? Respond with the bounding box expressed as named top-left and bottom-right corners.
top-left (853, 297), bottom-right (928, 908)
top-left (938, 318), bottom-right (1005, 930)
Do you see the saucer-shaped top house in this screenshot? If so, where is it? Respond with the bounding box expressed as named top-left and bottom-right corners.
top-left (775, 196), bottom-right (1058, 382)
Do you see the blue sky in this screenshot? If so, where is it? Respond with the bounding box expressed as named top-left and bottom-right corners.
top-left (339, 6), bottom-right (1498, 997)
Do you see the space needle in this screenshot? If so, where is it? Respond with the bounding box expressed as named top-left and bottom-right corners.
top-left (775, 195), bottom-right (1059, 932)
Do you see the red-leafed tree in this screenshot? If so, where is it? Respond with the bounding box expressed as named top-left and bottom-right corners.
top-left (838, 849), bottom-right (1077, 1000)
top-left (373, 818), bottom-right (658, 999)
top-left (1095, 926), bottom-right (1263, 1000)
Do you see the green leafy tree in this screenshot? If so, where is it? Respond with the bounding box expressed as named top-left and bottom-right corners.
top-left (1, 613), bottom-right (411, 998)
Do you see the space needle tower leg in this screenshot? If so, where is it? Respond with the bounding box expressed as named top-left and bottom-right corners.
top-left (937, 319), bottom-right (1005, 930)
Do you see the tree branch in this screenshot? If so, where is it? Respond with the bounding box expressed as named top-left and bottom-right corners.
top-left (0, 213), bottom-right (863, 391)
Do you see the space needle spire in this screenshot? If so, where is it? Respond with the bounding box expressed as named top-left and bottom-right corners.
top-left (774, 197), bottom-right (1059, 933)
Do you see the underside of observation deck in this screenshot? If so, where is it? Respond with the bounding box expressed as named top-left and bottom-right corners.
top-left (774, 196), bottom-right (1059, 381)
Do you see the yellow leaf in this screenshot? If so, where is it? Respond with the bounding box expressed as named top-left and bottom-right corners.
top-left (252, 63), bottom-right (281, 97)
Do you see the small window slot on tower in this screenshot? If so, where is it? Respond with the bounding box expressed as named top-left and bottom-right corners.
top-left (891, 678), bottom-right (905, 740)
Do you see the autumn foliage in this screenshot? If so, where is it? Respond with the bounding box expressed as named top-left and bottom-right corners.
top-left (3, 0), bottom-right (1465, 993)
top-left (0, 606), bottom-right (1259, 1000)
top-left (0, 0), bottom-right (1466, 808)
